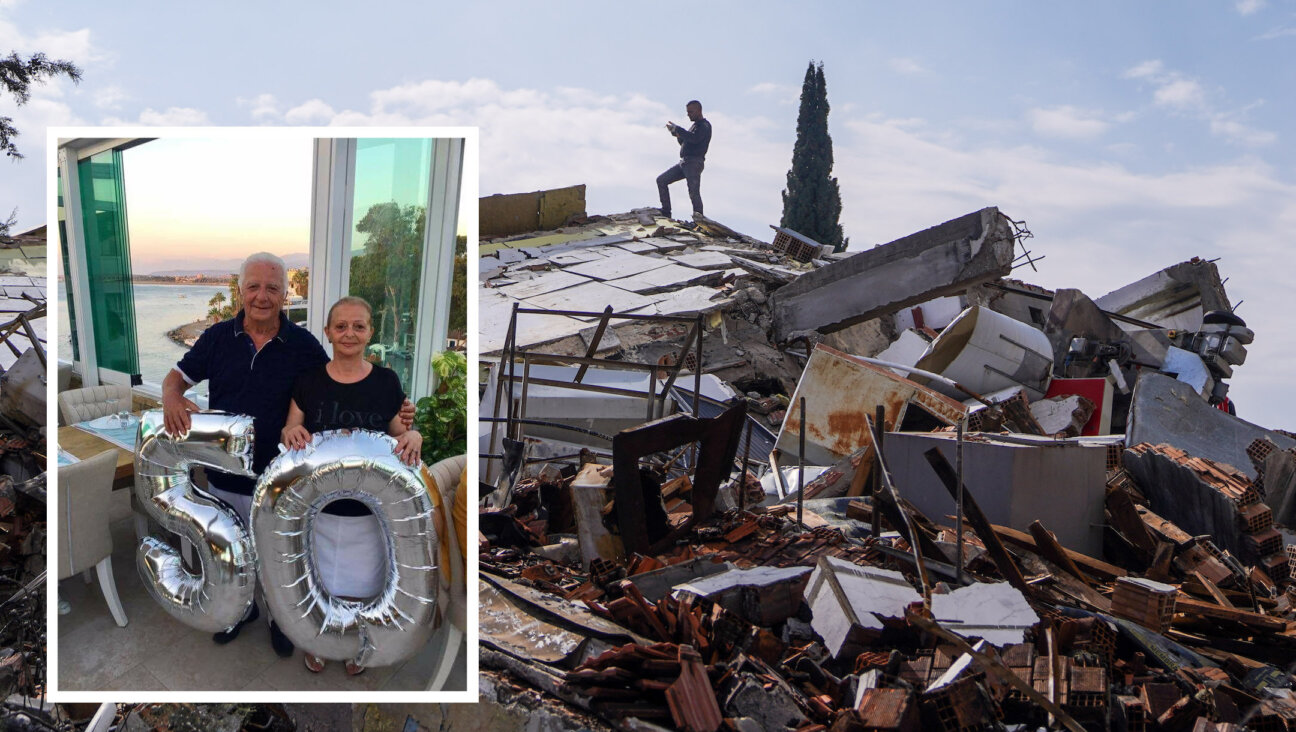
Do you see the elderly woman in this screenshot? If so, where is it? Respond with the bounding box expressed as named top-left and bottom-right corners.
top-left (281, 295), bottom-right (422, 675)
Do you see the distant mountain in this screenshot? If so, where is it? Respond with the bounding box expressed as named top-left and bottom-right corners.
top-left (144, 252), bottom-right (309, 277)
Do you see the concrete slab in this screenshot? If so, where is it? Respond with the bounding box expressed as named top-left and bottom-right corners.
top-left (522, 279), bottom-right (658, 315)
top-left (1096, 258), bottom-right (1232, 332)
top-left (672, 566), bottom-right (812, 626)
top-left (497, 270), bottom-right (592, 300)
top-left (612, 240), bottom-right (658, 254)
top-left (770, 208), bottom-right (1016, 341)
top-left (649, 286), bottom-right (731, 317)
top-left (479, 291), bottom-right (588, 355)
top-left (1126, 371), bottom-right (1296, 481)
top-left (727, 255), bottom-right (801, 284)
top-left (563, 252), bottom-right (672, 281)
top-left (629, 557), bottom-right (736, 602)
top-left (669, 250), bottom-right (734, 270)
top-left (931, 582), bottom-right (1038, 647)
top-left (546, 250), bottom-right (607, 267)
top-left (804, 556), bottom-right (922, 659)
top-left (637, 236), bottom-right (692, 252)
top-left (604, 263), bottom-right (716, 294)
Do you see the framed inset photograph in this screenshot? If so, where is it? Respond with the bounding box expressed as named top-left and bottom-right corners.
top-left (50, 127), bottom-right (476, 701)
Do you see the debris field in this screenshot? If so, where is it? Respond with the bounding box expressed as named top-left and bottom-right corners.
top-left (479, 202), bottom-right (1296, 731)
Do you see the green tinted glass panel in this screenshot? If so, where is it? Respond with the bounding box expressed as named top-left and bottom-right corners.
top-left (348, 138), bottom-right (432, 394)
top-left (77, 150), bottom-right (140, 377)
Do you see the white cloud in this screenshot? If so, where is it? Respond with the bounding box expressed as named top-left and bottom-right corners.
top-left (283, 98), bottom-right (334, 125)
top-left (1236, 0), bottom-right (1265, 15)
top-left (1123, 59), bottom-right (1272, 145)
top-left (1210, 116), bottom-right (1277, 146)
top-left (1123, 59), bottom-right (1164, 80)
top-left (1257, 25), bottom-right (1296, 39)
top-left (887, 57), bottom-right (927, 76)
top-left (747, 82), bottom-right (798, 104)
top-left (1027, 106), bottom-right (1111, 139)
top-left (0, 16), bottom-right (98, 65)
top-left (1125, 59), bottom-right (1206, 111)
top-left (93, 85), bottom-right (127, 110)
top-left (237, 93), bottom-right (280, 121)
top-left (102, 106), bottom-right (209, 126)
top-left (1153, 78), bottom-right (1206, 110)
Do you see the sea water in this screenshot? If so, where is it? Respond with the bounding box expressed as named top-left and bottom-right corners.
top-left (58, 282), bottom-right (227, 390)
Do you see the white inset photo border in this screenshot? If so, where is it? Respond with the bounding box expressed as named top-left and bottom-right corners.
top-left (46, 125), bottom-right (480, 704)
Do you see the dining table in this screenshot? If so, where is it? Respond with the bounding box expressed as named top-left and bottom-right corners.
top-left (57, 413), bottom-right (140, 490)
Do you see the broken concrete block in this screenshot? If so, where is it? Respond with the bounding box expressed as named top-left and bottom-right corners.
top-left (721, 671), bottom-right (807, 730)
top-left (803, 556), bottom-right (922, 659)
top-left (930, 582), bottom-right (1039, 646)
top-left (883, 431), bottom-right (1107, 556)
top-left (1095, 257), bottom-right (1232, 333)
top-left (1043, 377), bottom-right (1113, 435)
top-left (769, 207), bottom-right (1017, 342)
top-left (1028, 394), bottom-right (1095, 437)
top-left (628, 557), bottom-right (735, 603)
top-left (1126, 372), bottom-right (1296, 482)
top-left (570, 463), bottom-right (625, 568)
top-left (914, 305), bottom-right (1055, 400)
top-left (777, 345), bottom-right (966, 467)
top-left (672, 566), bottom-right (812, 626)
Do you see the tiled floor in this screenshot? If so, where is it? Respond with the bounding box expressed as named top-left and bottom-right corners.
top-left (57, 491), bottom-right (467, 692)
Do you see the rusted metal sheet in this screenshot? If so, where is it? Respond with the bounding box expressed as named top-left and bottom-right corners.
top-left (775, 345), bottom-right (967, 466)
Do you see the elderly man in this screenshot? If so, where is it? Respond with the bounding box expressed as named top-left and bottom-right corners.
top-left (656, 99), bottom-right (712, 221)
top-left (161, 252), bottom-right (411, 655)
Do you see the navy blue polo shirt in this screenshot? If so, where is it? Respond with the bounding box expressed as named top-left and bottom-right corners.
top-left (176, 310), bottom-right (329, 495)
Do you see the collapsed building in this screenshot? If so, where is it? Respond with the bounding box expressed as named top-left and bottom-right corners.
top-left (0, 226), bottom-right (54, 730)
top-left (479, 188), bottom-right (1296, 731)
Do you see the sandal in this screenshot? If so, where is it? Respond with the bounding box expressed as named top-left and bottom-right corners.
top-left (345, 660), bottom-right (365, 676)
top-left (304, 654), bottom-right (326, 673)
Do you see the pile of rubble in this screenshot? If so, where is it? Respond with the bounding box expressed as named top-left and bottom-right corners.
top-left (0, 229), bottom-right (64, 731)
top-left (479, 202), bottom-right (1296, 731)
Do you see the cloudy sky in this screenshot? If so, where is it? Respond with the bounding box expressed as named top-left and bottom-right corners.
top-left (4, 1), bottom-right (1296, 427)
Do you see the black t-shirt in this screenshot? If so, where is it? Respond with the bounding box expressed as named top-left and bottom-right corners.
top-left (292, 363), bottom-right (406, 515)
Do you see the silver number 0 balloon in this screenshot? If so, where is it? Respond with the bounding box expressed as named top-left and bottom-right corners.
top-left (134, 410), bottom-right (258, 632)
top-left (252, 429), bottom-right (439, 668)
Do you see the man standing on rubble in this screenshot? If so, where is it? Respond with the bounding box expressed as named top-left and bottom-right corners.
top-left (656, 100), bottom-right (711, 222)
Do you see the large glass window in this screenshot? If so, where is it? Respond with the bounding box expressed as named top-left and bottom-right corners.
top-left (348, 138), bottom-right (433, 393)
top-left (77, 149), bottom-right (140, 379)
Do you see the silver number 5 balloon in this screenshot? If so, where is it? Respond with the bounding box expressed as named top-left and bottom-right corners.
top-left (134, 410), bottom-right (258, 632)
top-left (252, 429), bottom-right (439, 668)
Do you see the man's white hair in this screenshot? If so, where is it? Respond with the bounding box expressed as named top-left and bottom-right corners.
top-left (240, 252), bottom-right (288, 289)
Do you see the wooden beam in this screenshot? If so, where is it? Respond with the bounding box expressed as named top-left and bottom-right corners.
top-left (1029, 520), bottom-right (1096, 588)
top-left (991, 524), bottom-right (1127, 582)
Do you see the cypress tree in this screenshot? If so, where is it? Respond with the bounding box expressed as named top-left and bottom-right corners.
top-left (780, 61), bottom-right (847, 253)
